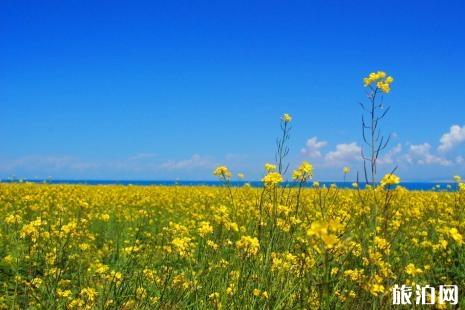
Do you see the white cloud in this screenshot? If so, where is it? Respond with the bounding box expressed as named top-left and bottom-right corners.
top-left (159, 154), bottom-right (214, 170)
top-left (0, 153), bottom-right (223, 178)
top-left (378, 144), bottom-right (402, 165)
top-left (438, 124), bottom-right (465, 152)
top-left (324, 142), bottom-right (361, 165)
top-left (406, 143), bottom-right (451, 166)
top-left (0, 155), bottom-right (99, 172)
top-left (301, 137), bottom-right (327, 158)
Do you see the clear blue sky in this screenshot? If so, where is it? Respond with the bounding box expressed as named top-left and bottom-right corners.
top-left (1, 0), bottom-right (465, 181)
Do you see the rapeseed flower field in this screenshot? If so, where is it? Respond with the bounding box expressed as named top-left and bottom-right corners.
top-left (1, 176), bottom-right (465, 308)
top-left (1, 72), bottom-right (464, 309)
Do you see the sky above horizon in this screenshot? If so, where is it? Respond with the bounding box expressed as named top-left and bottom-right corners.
top-left (1, 0), bottom-right (465, 182)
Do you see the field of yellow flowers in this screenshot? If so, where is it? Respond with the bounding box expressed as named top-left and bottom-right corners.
top-left (2, 72), bottom-right (465, 309)
top-left (1, 177), bottom-right (465, 309)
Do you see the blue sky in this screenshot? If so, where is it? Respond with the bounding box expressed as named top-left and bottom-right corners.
top-left (1, 0), bottom-right (465, 181)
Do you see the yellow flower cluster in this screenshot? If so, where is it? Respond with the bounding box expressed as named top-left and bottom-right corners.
top-left (380, 173), bottom-right (400, 187)
top-left (1, 171), bottom-right (464, 308)
top-left (171, 236), bottom-right (194, 258)
top-left (363, 71), bottom-right (394, 93)
top-left (236, 235), bottom-right (260, 257)
top-left (292, 161), bottom-right (313, 182)
top-left (264, 163), bottom-right (277, 172)
top-left (448, 227), bottom-right (463, 244)
top-left (405, 263), bottom-right (423, 276)
top-left (197, 221), bottom-right (213, 237)
top-left (307, 219), bottom-right (343, 250)
top-left (262, 172), bottom-right (283, 187)
top-left (213, 165), bottom-right (232, 179)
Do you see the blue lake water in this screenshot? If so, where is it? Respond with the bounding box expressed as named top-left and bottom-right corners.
top-left (0, 179), bottom-right (460, 191)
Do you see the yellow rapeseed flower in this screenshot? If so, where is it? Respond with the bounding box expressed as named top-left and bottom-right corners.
top-left (380, 173), bottom-right (400, 187)
top-left (282, 113), bottom-right (292, 123)
top-left (213, 166), bottom-right (232, 179)
top-left (236, 235), bottom-right (260, 257)
top-left (292, 161), bottom-right (313, 182)
top-left (363, 70), bottom-right (394, 93)
top-left (405, 263), bottom-right (423, 276)
top-left (449, 228), bottom-right (463, 244)
top-left (264, 163), bottom-right (277, 172)
top-left (262, 172), bottom-right (283, 187)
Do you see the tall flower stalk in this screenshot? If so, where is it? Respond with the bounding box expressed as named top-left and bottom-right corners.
top-left (360, 71), bottom-right (394, 186)
top-left (275, 113), bottom-right (292, 175)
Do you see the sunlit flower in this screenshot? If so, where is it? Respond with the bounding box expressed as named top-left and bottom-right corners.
top-left (213, 166), bottom-right (232, 179)
top-left (264, 163), bottom-right (277, 172)
top-left (405, 263), bottom-right (423, 276)
top-left (262, 172), bottom-right (283, 187)
top-left (449, 228), bottom-right (463, 244)
top-left (292, 161), bottom-right (313, 182)
top-left (80, 287), bottom-right (97, 302)
top-left (197, 221), bottom-right (213, 237)
top-left (236, 235), bottom-right (260, 257)
top-left (282, 113), bottom-right (292, 123)
top-left (363, 71), bottom-right (394, 93)
top-left (380, 173), bottom-right (400, 187)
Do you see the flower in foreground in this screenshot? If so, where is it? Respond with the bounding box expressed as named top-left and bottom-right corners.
top-left (236, 235), bottom-right (260, 257)
top-left (213, 166), bottom-right (232, 180)
top-left (363, 71), bottom-right (394, 93)
top-left (262, 172), bottom-right (283, 187)
top-left (307, 220), bottom-right (343, 250)
top-left (405, 263), bottom-right (422, 276)
top-left (449, 228), bottom-right (464, 244)
top-left (380, 173), bottom-right (400, 187)
top-left (292, 161), bottom-right (313, 182)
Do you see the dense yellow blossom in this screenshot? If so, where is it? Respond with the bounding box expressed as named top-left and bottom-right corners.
top-left (363, 71), bottom-right (394, 93)
top-left (197, 221), bottom-right (214, 237)
top-left (292, 161), bottom-right (313, 182)
top-left (405, 263), bottom-right (423, 276)
top-left (264, 163), bottom-right (277, 172)
top-left (262, 172), bottom-right (283, 187)
top-left (380, 173), bottom-right (400, 187)
top-left (449, 227), bottom-right (464, 244)
top-left (236, 235), bottom-right (260, 257)
top-left (213, 165), bottom-right (232, 179)
top-left (0, 179), bottom-right (464, 309)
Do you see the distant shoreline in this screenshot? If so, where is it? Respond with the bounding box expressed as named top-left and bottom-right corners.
top-left (0, 179), bottom-right (459, 191)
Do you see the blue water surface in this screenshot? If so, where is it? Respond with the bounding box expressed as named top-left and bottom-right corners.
top-left (0, 179), bottom-right (459, 191)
